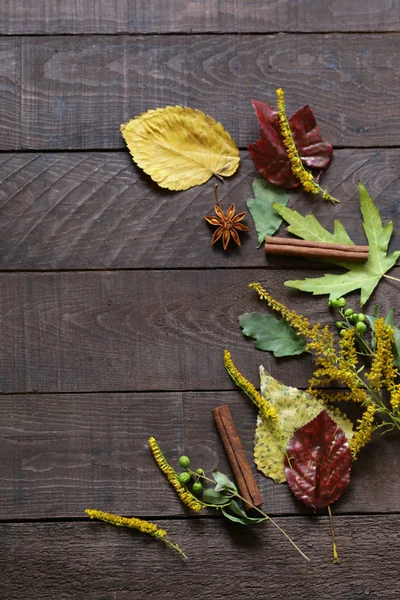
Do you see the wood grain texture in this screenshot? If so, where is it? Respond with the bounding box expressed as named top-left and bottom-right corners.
top-left (1, 0), bottom-right (399, 34)
top-left (2, 517), bottom-right (400, 599)
top-left (0, 391), bottom-right (398, 519)
top-left (0, 39), bottom-right (21, 149)
top-left (1, 34), bottom-right (397, 150)
top-left (1, 149), bottom-right (400, 270)
top-left (1, 268), bottom-right (400, 394)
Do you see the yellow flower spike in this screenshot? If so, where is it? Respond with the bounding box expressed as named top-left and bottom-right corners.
top-left (366, 318), bottom-right (398, 389)
top-left (85, 509), bottom-right (187, 558)
top-left (338, 328), bottom-right (358, 368)
top-left (310, 388), bottom-right (367, 405)
top-left (223, 350), bottom-right (278, 422)
top-left (148, 437), bottom-right (205, 513)
top-left (249, 282), bottom-right (363, 400)
top-left (275, 88), bottom-right (339, 203)
top-left (349, 404), bottom-right (376, 459)
top-left (389, 383), bottom-right (400, 411)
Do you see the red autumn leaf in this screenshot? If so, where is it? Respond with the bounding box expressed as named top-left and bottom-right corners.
top-left (284, 410), bottom-right (352, 510)
top-left (248, 99), bottom-right (333, 188)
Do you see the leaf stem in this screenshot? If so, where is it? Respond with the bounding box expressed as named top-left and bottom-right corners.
top-left (383, 274), bottom-right (400, 283)
top-left (234, 491), bottom-right (311, 562)
top-left (188, 469), bottom-right (310, 561)
top-left (163, 538), bottom-right (188, 559)
top-left (327, 505), bottom-right (340, 564)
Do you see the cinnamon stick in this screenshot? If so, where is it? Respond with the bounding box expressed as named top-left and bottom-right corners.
top-left (264, 236), bottom-right (369, 262)
top-left (212, 405), bottom-right (262, 508)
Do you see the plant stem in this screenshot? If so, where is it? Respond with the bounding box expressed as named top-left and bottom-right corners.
top-left (163, 538), bottom-right (188, 559)
top-left (383, 274), bottom-right (400, 283)
top-left (233, 490), bottom-right (310, 562)
top-left (327, 505), bottom-right (340, 564)
top-left (188, 469), bottom-right (310, 562)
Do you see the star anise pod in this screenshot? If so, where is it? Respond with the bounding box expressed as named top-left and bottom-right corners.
top-left (204, 186), bottom-right (250, 250)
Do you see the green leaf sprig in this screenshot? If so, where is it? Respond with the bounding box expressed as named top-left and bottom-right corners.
top-left (174, 455), bottom-right (310, 561)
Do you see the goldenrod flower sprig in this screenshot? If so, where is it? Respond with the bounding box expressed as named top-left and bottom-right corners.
top-left (223, 349), bottom-right (278, 423)
top-left (349, 404), bottom-right (376, 460)
top-left (85, 509), bottom-right (187, 558)
top-left (276, 88), bottom-right (339, 204)
top-left (148, 437), bottom-right (205, 512)
top-left (249, 283), bottom-right (400, 457)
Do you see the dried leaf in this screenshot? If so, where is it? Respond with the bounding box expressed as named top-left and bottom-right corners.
top-left (238, 312), bottom-right (307, 357)
top-left (246, 177), bottom-right (289, 247)
top-left (254, 368), bottom-right (353, 483)
top-left (121, 106), bottom-right (239, 191)
top-left (284, 410), bottom-right (352, 510)
top-left (248, 99), bottom-right (332, 188)
top-left (276, 184), bottom-right (400, 305)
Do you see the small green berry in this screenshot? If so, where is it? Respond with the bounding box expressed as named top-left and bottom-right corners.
top-left (330, 298), bottom-right (340, 309)
top-left (339, 329), bottom-right (346, 337)
top-left (337, 297), bottom-right (347, 308)
top-left (192, 482), bottom-right (203, 494)
top-left (178, 455), bottom-right (191, 468)
top-left (348, 313), bottom-right (358, 324)
top-left (196, 468), bottom-right (204, 476)
top-left (336, 321), bottom-right (344, 329)
top-left (356, 322), bottom-right (367, 334)
top-left (357, 313), bottom-right (366, 322)
top-left (178, 472), bottom-right (191, 485)
top-left (344, 308), bottom-right (354, 317)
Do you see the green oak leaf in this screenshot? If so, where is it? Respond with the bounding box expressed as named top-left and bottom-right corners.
top-left (254, 367), bottom-right (353, 483)
top-left (247, 176), bottom-right (289, 247)
top-left (276, 184), bottom-right (400, 306)
top-left (238, 312), bottom-right (307, 357)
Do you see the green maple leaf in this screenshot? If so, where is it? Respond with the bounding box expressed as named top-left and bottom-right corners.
top-left (273, 204), bottom-right (354, 246)
top-left (274, 184), bottom-right (400, 306)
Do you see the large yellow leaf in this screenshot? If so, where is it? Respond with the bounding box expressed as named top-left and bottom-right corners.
top-left (254, 366), bottom-right (354, 483)
top-left (121, 106), bottom-right (240, 191)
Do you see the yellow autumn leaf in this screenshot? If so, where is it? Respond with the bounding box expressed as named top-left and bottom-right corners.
top-left (121, 106), bottom-right (240, 191)
top-left (254, 366), bottom-right (354, 483)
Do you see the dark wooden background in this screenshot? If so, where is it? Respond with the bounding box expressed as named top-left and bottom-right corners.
top-left (1, 2), bottom-right (400, 598)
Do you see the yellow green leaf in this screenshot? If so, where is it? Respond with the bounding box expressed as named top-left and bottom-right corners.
top-left (276, 184), bottom-right (400, 306)
top-left (254, 366), bottom-right (353, 483)
top-left (121, 106), bottom-right (240, 191)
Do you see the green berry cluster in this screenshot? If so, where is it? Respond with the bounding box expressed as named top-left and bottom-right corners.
top-left (329, 297), bottom-right (368, 336)
top-left (178, 455), bottom-right (203, 495)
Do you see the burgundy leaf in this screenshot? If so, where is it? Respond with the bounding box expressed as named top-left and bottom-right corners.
top-left (248, 99), bottom-right (333, 188)
top-left (289, 105), bottom-right (333, 169)
top-left (284, 410), bottom-right (352, 510)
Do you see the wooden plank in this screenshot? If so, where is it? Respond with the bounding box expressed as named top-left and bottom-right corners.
top-left (0, 391), bottom-right (398, 519)
top-left (1, 268), bottom-right (400, 394)
top-left (1, 1), bottom-right (399, 34)
top-left (3, 34), bottom-right (398, 150)
top-left (2, 517), bottom-right (400, 599)
top-left (0, 149), bottom-right (399, 270)
top-left (0, 39), bottom-right (21, 149)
